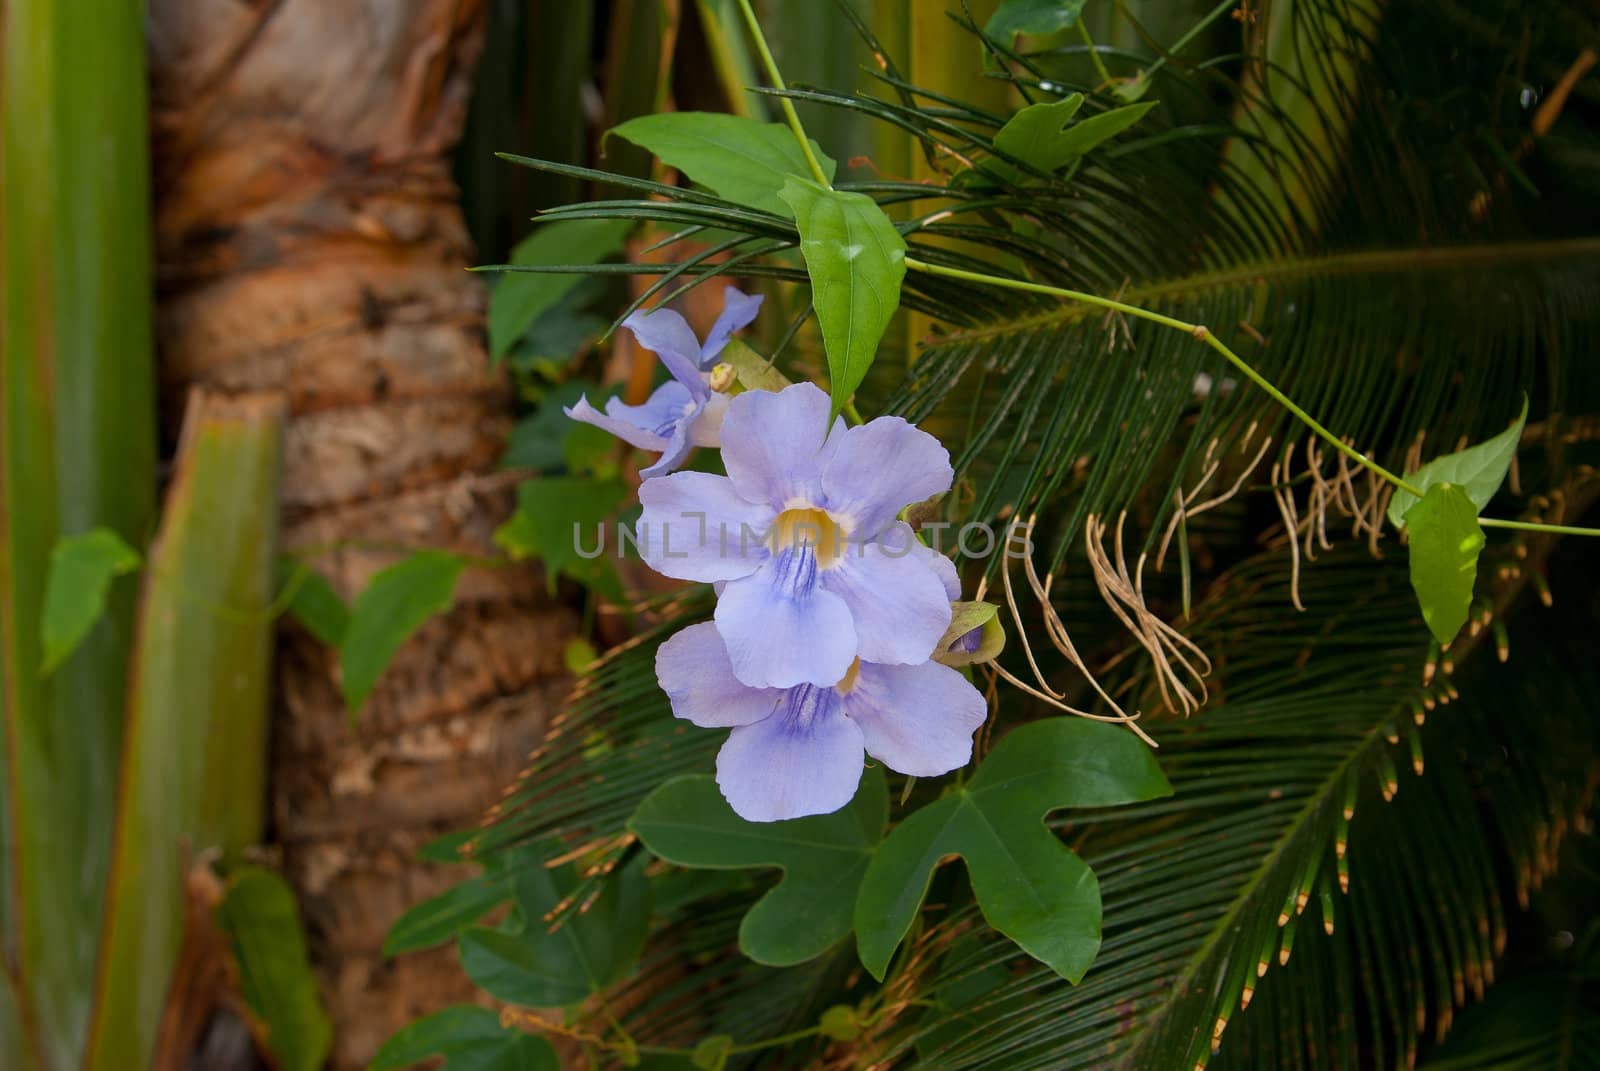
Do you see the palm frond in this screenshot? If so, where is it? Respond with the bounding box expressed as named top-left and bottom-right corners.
top-left (876, 530), bottom-right (1597, 1071)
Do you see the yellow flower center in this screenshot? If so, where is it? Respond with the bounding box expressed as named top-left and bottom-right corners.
top-left (835, 658), bottom-right (862, 696)
top-left (769, 507), bottom-right (847, 568)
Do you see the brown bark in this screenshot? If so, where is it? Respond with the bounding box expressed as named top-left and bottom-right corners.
top-left (146, 2), bottom-right (574, 1065)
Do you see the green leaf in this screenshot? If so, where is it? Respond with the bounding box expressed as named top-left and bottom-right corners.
top-left (629, 767), bottom-right (888, 966)
top-left (1386, 396), bottom-right (1528, 527)
top-left (281, 561), bottom-right (349, 646)
top-left (983, 0), bottom-right (1087, 44)
top-left (38, 527), bottom-right (141, 672)
top-left (1402, 482), bottom-right (1485, 645)
top-left (610, 112), bottom-right (836, 218)
top-left (488, 219), bottom-right (632, 362)
top-left (371, 1005), bottom-right (558, 1071)
top-left (992, 94), bottom-right (1084, 171)
top-left (854, 718), bottom-right (1171, 982)
top-left (506, 277), bottom-right (612, 371)
top-left (992, 98), bottom-right (1157, 176)
top-left (502, 379), bottom-right (616, 473)
top-left (340, 550), bottom-right (465, 713)
top-left (215, 866), bottom-right (332, 1071)
top-left (458, 854), bottom-right (652, 1008)
top-left (383, 872), bottom-right (510, 956)
top-left (493, 477), bottom-right (629, 601)
top-left (561, 421), bottom-right (620, 480)
top-left (777, 178), bottom-right (906, 420)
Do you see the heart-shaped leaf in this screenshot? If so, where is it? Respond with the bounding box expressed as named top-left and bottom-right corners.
top-left (777, 178), bottom-right (906, 421)
top-left (1386, 396), bottom-right (1527, 527)
top-left (854, 718), bottom-right (1170, 982)
top-left (629, 767), bottom-right (887, 966)
top-left (1402, 482), bottom-right (1485, 645)
top-left (340, 550), bottom-right (465, 714)
top-left (611, 113), bottom-right (835, 218)
top-left (39, 527), bottom-right (141, 673)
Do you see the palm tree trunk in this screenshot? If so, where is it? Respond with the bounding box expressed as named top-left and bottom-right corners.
top-left (146, 2), bottom-right (575, 1065)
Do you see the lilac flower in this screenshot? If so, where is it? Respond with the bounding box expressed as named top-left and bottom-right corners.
top-left (637, 382), bottom-right (955, 688)
top-left (565, 286), bottom-right (763, 478)
top-left (657, 623), bottom-right (987, 821)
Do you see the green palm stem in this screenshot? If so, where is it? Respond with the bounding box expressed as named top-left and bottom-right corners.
top-left (901, 256), bottom-right (1600, 538)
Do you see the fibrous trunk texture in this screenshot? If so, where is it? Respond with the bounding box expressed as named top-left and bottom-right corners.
top-left (146, 2), bottom-right (573, 1065)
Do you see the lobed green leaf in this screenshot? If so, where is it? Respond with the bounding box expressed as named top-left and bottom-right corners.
top-left (458, 854), bottom-right (652, 1008)
top-left (630, 768), bottom-right (887, 966)
top-left (854, 718), bottom-right (1170, 982)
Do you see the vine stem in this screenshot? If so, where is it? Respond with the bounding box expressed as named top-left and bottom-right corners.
top-left (906, 256), bottom-right (1600, 538)
top-left (903, 255), bottom-right (1423, 496)
top-left (1076, 19), bottom-right (1113, 88)
top-left (1479, 518), bottom-right (1600, 537)
top-left (736, 0), bottom-right (832, 188)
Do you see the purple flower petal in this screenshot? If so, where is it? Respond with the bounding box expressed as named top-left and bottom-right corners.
top-left (908, 537), bottom-right (962, 600)
top-left (686, 391), bottom-right (729, 449)
top-left (952, 626), bottom-right (984, 654)
top-left (621, 306), bottom-right (709, 399)
top-left (715, 684), bottom-right (865, 821)
top-left (637, 472), bottom-right (774, 582)
top-left (720, 382), bottom-right (841, 507)
top-left (821, 416), bottom-right (952, 538)
top-left (821, 525), bottom-right (952, 666)
top-left (843, 660), bottom-right (986, 777)
top-left (700, 286), bottom-right (765, 366)
top-left (603, 379), bottom-right (696, 435)
top-left (564, 394), bottom-right (670, 453)
top-left (656, 622), bottom-right (784, 728)
top-left (637, 419), bottom-right (693, 479)
top-left (716, 552), bottom-right (858, 687)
